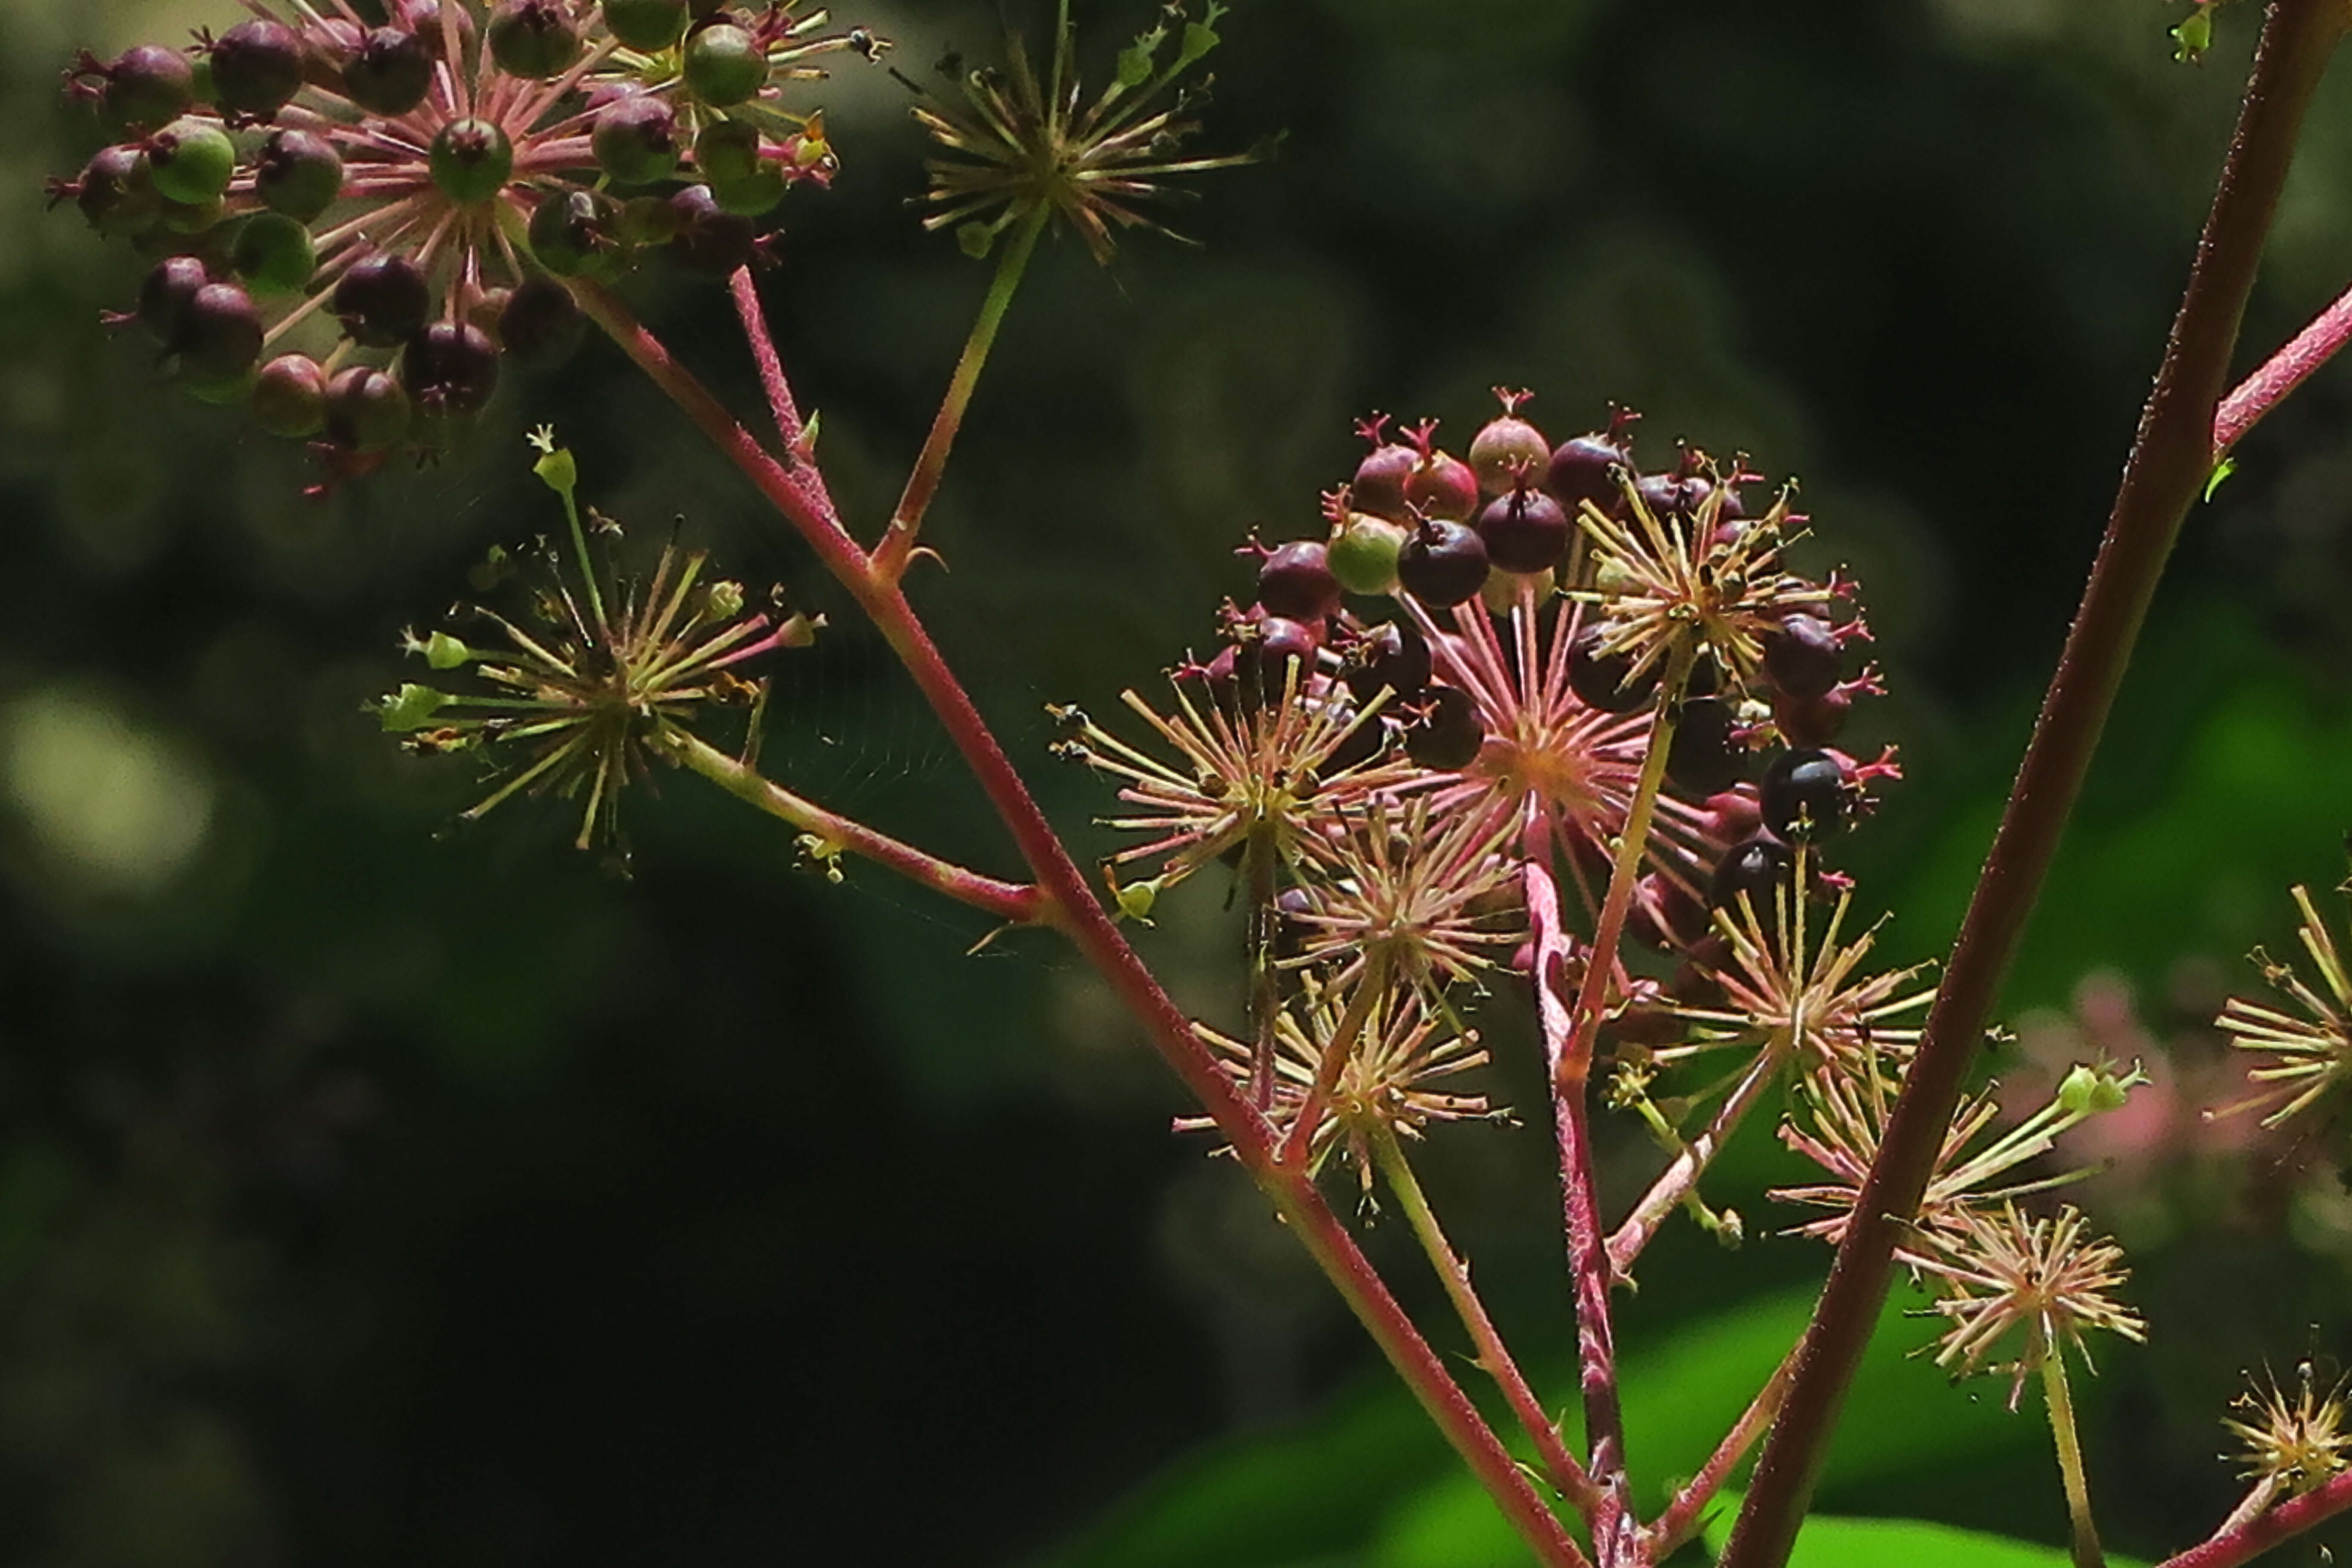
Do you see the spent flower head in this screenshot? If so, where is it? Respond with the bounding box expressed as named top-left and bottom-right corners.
top-left (54, 0), bottom-right (879, 465)
top-left (2214, 882), bottom-right (2352, 1127)
top-left (902, 0), bottom-right (1261, 262)
top-left (1915, 1201), bottom-right (2146, 1409)
top-left (2226, 1360), bottom-right (2352, 1503)
top-left (1283, 794), bottom-right (1522, 995)
top-left (375, 429), bottom-right (818, 854)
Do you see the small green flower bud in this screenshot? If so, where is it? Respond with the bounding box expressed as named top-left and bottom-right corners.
top-left (425, 631), bottom-right (474, 670)
top-left (1114, 877), bottom-right (1161, 922)
top-left (532, 439), bottom-right (578, 497)
top-left (777, 612), bottom-right (823, 649)
top-left (705, 580), bottom-right (745, 619)
top-left (378, 683), bottom-right (448, 732)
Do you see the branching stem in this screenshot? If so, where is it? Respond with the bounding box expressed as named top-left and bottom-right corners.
top-left (583, 274), bottom-right (1591, 1568)
top-left (1645, 1343), bottom-right (1800, 1560)
top-left (2159, 1468), bottom-right (2352, 1568)
top-left (2214, 273), bottom-right (2352, 457)
top-left (662, 728), bottom-right (1057, 931)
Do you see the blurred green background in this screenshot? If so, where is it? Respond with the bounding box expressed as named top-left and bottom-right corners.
top-left (9, 0), bottom-right (2352, 1563)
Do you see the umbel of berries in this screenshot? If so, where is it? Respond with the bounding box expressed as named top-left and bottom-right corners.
top-left (53, 1), bottom-right (884, 463)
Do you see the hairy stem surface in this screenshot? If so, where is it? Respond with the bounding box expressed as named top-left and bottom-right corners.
top-left (1722, 6), bottom-right (2349, 1566)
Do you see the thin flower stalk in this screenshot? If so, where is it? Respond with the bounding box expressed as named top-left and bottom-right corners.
top-left (2042, 1336), bottom-right (2105, 1568)
top-left (1370, 1121), bottom-right (1603, 1516)
top-left (1645, 1342), bottom-right (1801, 1559)
top-left (1606, 1050), bottom-right (1778, 1276)
top-left (2157, 1467), bottom-right (2352, 1568)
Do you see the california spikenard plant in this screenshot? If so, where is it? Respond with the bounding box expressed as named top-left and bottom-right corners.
top-left (43, 0), bottom-right (2352, 1565)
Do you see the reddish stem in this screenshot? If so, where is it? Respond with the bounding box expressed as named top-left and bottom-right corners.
top-left (1644, 1343), bottom-right (1798, 1560)
top-left (2157, 1469), bottom-right (2352, 1568)
top-left (577, 279), bottom-right (1591, 1568)
top-left (2214, 273), bottom-right (2352, 456)
top-left (1721, 6), bottom-right (2349, 1567)
top-left (1527, 838), bottom-right (1635, 1568)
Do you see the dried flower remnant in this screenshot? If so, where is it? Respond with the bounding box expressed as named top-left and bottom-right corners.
top-left (376, 430), bottom-right (818, 851)
top-left (2226, 1361), bottom-right (2352, 1508)
top-left (52, 1), bottom-right (879, 463)
top-left (2215, 882), bottom-right (2352, 1127)
top-left (1180, 979), bottom-right (1498, 1191)
top-left (1775, 1057), bottom-right (2141, 1252)
top-left (1285, 795), bottom-right (1523, 995)
top-left (1916, 1201), bottom-right (2146, 1409)
top-left (902, 0), bottom-right (1261, 262)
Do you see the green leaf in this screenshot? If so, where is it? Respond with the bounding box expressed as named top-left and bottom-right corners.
top-left (1700, 1493), bottom-right (2151, 1568)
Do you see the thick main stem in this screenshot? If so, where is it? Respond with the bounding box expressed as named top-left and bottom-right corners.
top-left (871, 207), bottom-right (1049, 581)
top-left (1721, 7), bottom-right (2349, 1567)
top-left (1372, 1123), bottom-right (1605, 1518)
top-left (583, 279), bottom-right (1589, 1568)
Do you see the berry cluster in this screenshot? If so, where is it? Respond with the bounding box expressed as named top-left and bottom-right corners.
top-left (52, 1), bottom-right (879, 470)
top-left (1059, 391), bottom-right (1903, 1178)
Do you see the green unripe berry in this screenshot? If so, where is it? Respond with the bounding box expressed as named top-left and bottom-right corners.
top-left (147, 116), bottom-right (236, 205)
top-left (251, 353), bottom-right (328, 437)
top-left (527, 187), bottom-right (617, 278)
top-left (2056, 1063), bottom-right (2133, 1116)
top-left (159, 194), bottom-right (227, 235)
top-left (693, 118), bottom-right (761, 186)
top-left (488, 1), bottom-right (584, 79)
top-left (424, 631), bottom-right (475, 670)
top-left (683, 23), bottom-right (767, 106)
top-left (254, 129), bottom-right (343, 221)
top-left (615, 193), bottom-right (681, 247)
top-left (429, 117), bottom-right (514, 204)
top-left (232, 212), bottom-right (316, 294)
top-left (712, 162), bottom-right (786, 216)
top-left (1326, 514), bottom-right (1407, 596)
top-left (602, 0), bottom-right (689, 50)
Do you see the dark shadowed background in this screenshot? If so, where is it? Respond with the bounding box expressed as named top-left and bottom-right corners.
top-left (9, 0), bottom-right (2352, 1563)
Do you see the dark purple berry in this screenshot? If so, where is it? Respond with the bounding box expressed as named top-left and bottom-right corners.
top-left (135, 255), bottom-right (211, 343)
top-left (1406, 446), bottom-right (1479, 522)
top-left (1256, 540), bottom-right (1341, 622)
top-left (1547, 432), bottom-right (1629, 514)
top-left (98, 45), bottom-right (196, 133)
top-left (1759, 749), bottom-right (1848, 841)
top-left (1234, 616), bottom-right (1319, 704)
top-left (496, 276), bottom-right (586, 364)
top-left (1404, 686), bottom-right (1484, 771)
top-left (1629, 872), bottom-right (1708, 950)
top-left (1173, 645), bottom-right (1240, 713)
top-left (1468, 394), bottom-right (1550, 495)
top-left (664, 184), bottom-right (755, 275)
top-left (1761, 613), bottom-right (1843, 701)
top-left (334, 253), bottom-right (431, 347)
top-left (299, 19), bottom-right (362, 89)
top-left (341, 27), bottom-right (433, 114)
top-left (1567, 625), bottom-right (1657, 714)
top-left (1637, 471), bottom-right (1710, 521)
top-left (400, 321), bottom-right (499, 416)
top-left (1353, 438), bottom-right (1418, 522)
top-left (1317, 705), bottom-right (1388, 776)
top-left (208, 19), bottom-right (305, 117)
top-left (489, 0), bottom-right (584, 79)
top-left (1396, 518), bottom-right (1489, 608)
top-left (74, 145), bottom-right (161, 236)
top-left (1774, 686), bottom-right (1851, 750)
top-left (1476, 485), bottom-right (1571, 575)
top-left (1666, 696), bottom-right (1748, 796)
top-left (1709, 833), bottom-right (1793, 918)
top-left (1698, 786), bottom-right (1763, 849)
top-left (1342, 619), bottom-right (1431, 707)
top-left (593, 94), bottom-right (681, 186)
top-left (254, 128), bottom-right (343, 220)
top-left (251, 352), bottom-right (328, 437)
top-left (325, 364), bottom-right (411, 452)
top-left (172, 281), bottom-right (263, 381)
